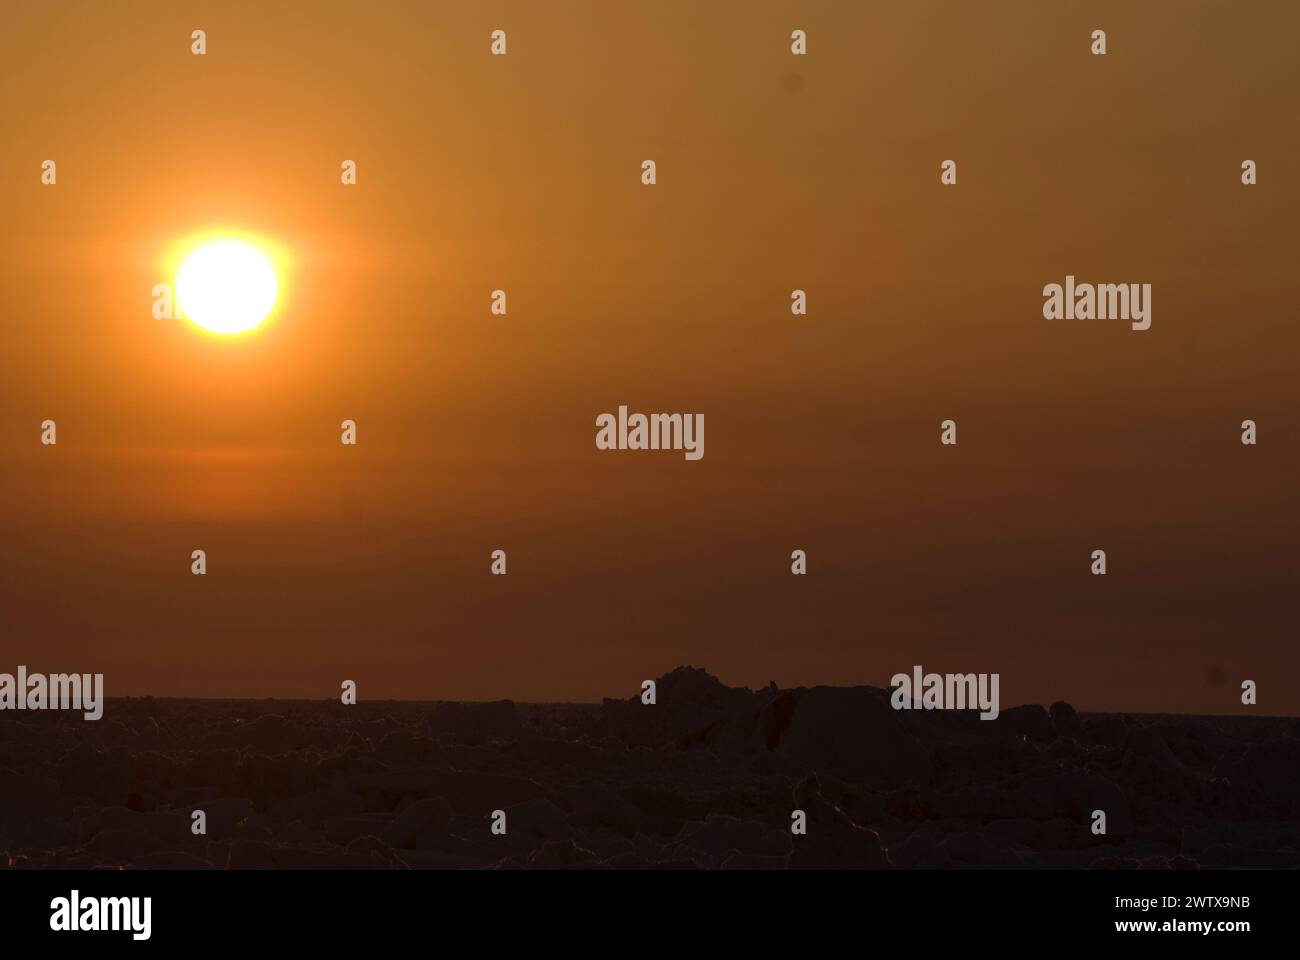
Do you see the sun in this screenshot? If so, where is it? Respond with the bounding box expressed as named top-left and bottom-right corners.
top-left (176, 240), bottom-right (279, 335)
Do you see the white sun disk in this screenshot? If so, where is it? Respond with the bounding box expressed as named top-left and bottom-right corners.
top-left (176, 241), bottom-right (278, 334)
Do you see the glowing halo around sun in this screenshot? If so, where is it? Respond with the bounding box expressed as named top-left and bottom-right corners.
top-left (175, 239), bottom-right (280, 335)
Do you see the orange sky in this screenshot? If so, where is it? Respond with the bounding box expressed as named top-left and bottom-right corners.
top-left (1, 1), bottom-right (1297, 712)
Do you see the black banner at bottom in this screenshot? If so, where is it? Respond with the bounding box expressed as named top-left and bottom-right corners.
top-left (0, 867), bottom-right (1278, 947)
